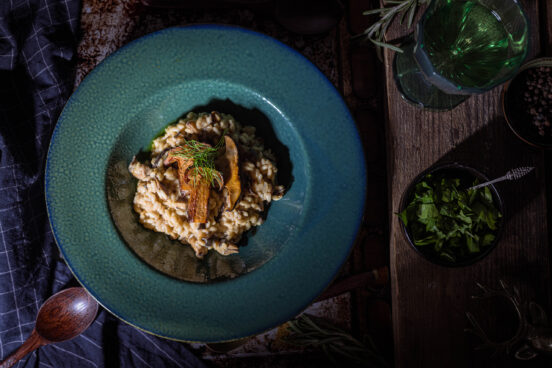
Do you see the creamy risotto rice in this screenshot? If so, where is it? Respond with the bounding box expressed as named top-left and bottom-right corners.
top-left (128, 111), bottom-right (285, 258)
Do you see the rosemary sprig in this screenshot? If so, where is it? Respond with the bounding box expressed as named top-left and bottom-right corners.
top-left (357, 0), bottom-right (429, 58)
top-left (172, 135), bottom-right (225, 188)
top-left (281, 314), bottom-right (387, 367)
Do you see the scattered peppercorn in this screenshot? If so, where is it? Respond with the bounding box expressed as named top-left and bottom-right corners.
top-left (508, 66), bottom-right (552, 138)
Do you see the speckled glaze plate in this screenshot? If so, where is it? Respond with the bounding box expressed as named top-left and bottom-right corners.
top-left (45, 25), bottom-right (366, 342)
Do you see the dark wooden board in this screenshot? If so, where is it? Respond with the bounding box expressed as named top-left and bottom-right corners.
top-left (384, 1), bottom-right (551, 366)
top-left (542, 0), bottom-right (552, 54)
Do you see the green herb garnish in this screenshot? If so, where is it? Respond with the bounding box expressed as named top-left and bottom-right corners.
top-left (398, 174), bottom-right (502, 263)
top-left (356, 0), bottom-right (430, 59)
top-left (171, 135), bottom-right (225, 188)
top-left (282, 314), bottom-right (388, 367)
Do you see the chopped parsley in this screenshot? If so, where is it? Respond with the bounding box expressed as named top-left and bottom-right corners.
top-left (398, 174), bottom-right (502, 263)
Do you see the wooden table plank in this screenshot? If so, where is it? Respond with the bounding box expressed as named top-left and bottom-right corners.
top-left (384, 1), bottom-right (550, 366)
top-left (542, 0), bottom-right (552, 54)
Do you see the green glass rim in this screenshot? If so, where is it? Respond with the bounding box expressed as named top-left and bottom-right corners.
top-left (414, 0), bottom-right (530, 95)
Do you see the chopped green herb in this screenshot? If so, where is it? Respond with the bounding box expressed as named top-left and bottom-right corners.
top-left (171, 134), bottom-right (226, 188)
top-left (398, 174), bottom-right (502, 263)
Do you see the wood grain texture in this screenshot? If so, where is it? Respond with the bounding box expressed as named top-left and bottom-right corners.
top-left (384, 1), bottom-right (551, 367)
top-left (541, 0), bottom-right (552, 54)
top-left (0, 330), bottom-right (44, 368)
top-left (341, 2), bottom-right (393, 360)
top-left (0, 288), bottom-right (98, 368)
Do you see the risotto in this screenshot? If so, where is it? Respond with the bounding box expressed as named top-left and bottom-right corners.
top-left (128, 111), bottom-right (285, 258)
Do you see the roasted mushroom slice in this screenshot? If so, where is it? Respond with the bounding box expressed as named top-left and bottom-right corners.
top-left (164, 146), bottom-right (222, 223)
top-left (185, 177), bottom-right (210, 223)
top-left (163, 148), bottom-right (194, 194)
top-left (216, 136), bottom-right (242, 211)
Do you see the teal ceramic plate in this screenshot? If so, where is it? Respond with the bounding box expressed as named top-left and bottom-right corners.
top-left (45, 25), bottom-right (366, 342)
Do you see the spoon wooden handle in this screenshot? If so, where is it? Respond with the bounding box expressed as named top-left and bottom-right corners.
top-left (0, 329), bottom-right (48, 368)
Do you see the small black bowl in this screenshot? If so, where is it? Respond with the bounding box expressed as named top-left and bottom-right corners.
top-left (502, 57), bottom-right (552, 149)
top-left (398, 163), bottom-right (504, 267)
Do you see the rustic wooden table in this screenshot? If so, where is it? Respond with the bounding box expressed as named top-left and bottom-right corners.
top-left (385, 0), bottom-right (552, 367)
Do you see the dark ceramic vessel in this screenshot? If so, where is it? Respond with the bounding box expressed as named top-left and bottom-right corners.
top-left (45, 25), bottom-right (366, 342)
top-left (398, 163), bottom-right (504, 267)
top-left (502, 57), bottom-right (552, 150)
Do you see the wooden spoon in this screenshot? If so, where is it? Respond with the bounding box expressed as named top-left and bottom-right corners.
top-left (0, 287), bottom-right (99, 368)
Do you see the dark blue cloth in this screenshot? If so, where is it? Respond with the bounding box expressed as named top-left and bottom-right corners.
top-left (0, 1), bottom-right (206, 367)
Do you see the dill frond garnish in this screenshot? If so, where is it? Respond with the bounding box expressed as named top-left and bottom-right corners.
top-left (187, 167), bottom-right (223, 188)
top-left (171, 134), bottom-right (226, 188)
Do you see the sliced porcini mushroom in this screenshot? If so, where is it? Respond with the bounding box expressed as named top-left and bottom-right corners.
top-left (164, 147), bottom-right (221, 224)
top-left (185, 178), bottom-right (210, 223)
top-left (216, 136), bottom-right (241, 211)
top-left (163, 148), bottom-right (194, 195)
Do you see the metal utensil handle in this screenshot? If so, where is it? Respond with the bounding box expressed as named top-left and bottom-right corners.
top-left (469, 174), bottom-right (509, 190)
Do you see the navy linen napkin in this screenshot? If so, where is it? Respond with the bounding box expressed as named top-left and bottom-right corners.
top-left (0, 1), bottom-right (206, 367)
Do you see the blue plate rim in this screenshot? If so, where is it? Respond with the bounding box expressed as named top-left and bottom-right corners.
top-left (45, 24), bottom-right (367, 342)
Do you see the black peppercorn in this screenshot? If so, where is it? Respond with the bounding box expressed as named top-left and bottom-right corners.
top-left (511, 66), bottom-right (552, 137)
